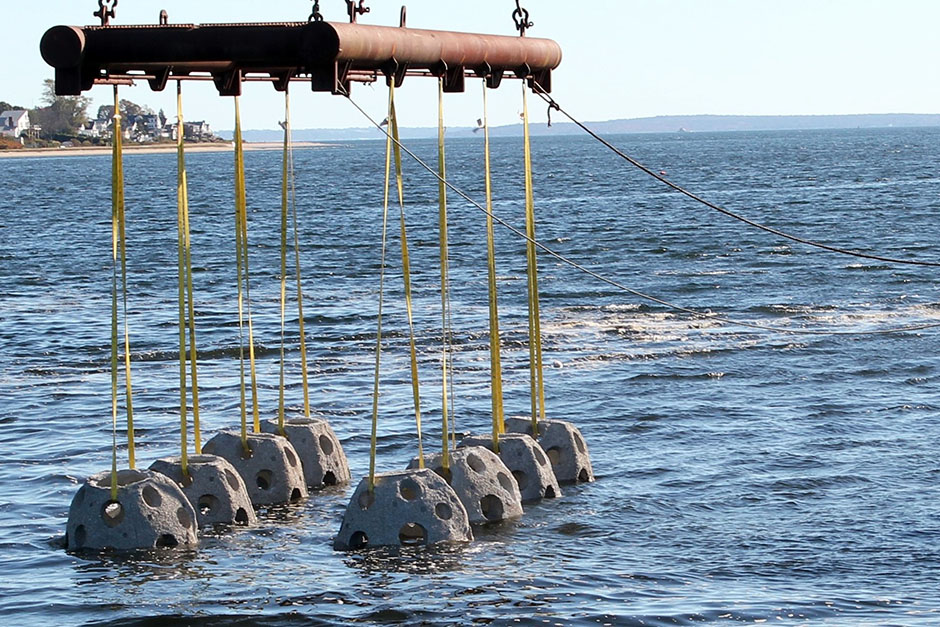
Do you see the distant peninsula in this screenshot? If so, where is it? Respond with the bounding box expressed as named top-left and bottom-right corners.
top-left (230, 113), bottom-right (940, 142)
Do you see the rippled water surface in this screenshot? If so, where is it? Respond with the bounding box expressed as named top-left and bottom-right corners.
top-left (2, 127), bottom-right (940, 625)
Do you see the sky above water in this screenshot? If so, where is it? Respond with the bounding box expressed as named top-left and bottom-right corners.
top-left (6, 0), bottom-right (940, 131)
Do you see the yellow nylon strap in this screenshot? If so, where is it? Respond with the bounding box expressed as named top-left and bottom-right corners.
top-left (522, 84), bottom-right (546, 435)
top-left (109, 87), bottom-right (122, 500)
top-left (388, 84), bottom-right (425, 469)
top-left (113, 87), bottom-right (136, 470)
top-left (176, 83), bottom-right (190, 474)
top-left (233, 97), bottom-right (254, 449)
top-left (287, 94), bottom-right (312, 421)
top-left (182, 124), bottom-right (202, 456)
top-left (368, 87), bottom-right (395, 493)
top-left (436, 78), bottom-right (452, 471)
top-left (277, 91), bottom-right (290, 435)
top-left (482, 82), bottom-right (506, 453)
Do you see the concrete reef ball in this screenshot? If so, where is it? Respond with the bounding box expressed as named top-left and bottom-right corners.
top-left (406, 446), bottom-right (523, 524)
top-left (149, 455), bottom-right (256, 528)
top-left (203, 430), bottom-right (308, 507)
top-left (261, 418), bottom-right (350, 489)
top-left (505, 417), bottom-right (595, 484)
top-left (333, 468), bottom-right (473, 551)
top-left (460, 433), bottom-right (561, 503)
top-left (66, 468), bottom-right (198, 551)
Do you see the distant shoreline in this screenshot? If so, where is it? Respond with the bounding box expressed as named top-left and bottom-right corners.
top-left (0, 141), bottom-right (331, 159)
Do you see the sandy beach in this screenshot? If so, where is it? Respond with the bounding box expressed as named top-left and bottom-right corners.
top-left (0, 141), bottom-right (331, 159)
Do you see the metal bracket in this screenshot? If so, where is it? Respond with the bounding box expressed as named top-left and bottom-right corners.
top-left (213, 69), bottom-right (242, 97)
top-left (148, 67), bottom-right (171, 91)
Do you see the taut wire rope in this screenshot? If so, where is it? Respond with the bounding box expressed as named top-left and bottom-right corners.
top-left (482, 81), bottom-right (506, 452)
top-left (339, 84), bottom-right (940, 337)
top-left (388, 83), bottom-right (425, 468)
top-left (531, 85), bottom-right (940, 269)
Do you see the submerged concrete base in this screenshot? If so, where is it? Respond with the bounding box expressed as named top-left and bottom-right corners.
top-left (460, 433), bottom-right (561, 503)
top-left (261, 418), bottom-right (350, 489)
top-left (333, 468), bottom-right (472, 551)
top-left (407, 447), bottom-right (523, 524)
top-left (203, 430), bottom-right (308, 507)
top-left (66, 469), bottom-right (198, 551)
top-left (150, 455), bottom-right (256, 528)
top-left (505, 418), bottom-right (595, 484)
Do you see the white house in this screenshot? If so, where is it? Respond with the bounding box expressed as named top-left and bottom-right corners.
top-left (0, 110), bottom-right (30, 138)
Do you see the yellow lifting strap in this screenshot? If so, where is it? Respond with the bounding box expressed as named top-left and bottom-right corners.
top-left (175, 82), bottom-right (202, 473)
top-left (388, 83), bottom-right (425, 469)
top-left (482, 82), bottom-right (506, 453)
top-left (368, 88), bottom-right (396, 493)
top-left (234, 96), bottom-right (261, 449)
top-left (522, 84), bottom-right (547, 435)
top-left (437, 78), bottom-right (454, 471)
top-left (109, 86), bottom-right (122, 500)
top-left (176, 82), bottom-right (190, 474)
top-left (277, 91), bottom-right (291, 435)
top-left (111, 86), bottom-right (136, 475)
top-left (278, 89), bottom-right (314, 434)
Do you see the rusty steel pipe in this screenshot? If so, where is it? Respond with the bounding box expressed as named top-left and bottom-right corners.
top-left (40, 21), bottom-right (561, 96)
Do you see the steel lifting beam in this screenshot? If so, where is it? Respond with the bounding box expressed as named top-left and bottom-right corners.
top-left (40, 21), bottom-right (562, 96)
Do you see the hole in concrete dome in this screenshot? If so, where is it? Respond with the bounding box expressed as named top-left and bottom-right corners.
top-left (225, 468), bottom-right (241, 491)
top-left (435, 502), bottom-right (453, 520)
top-left (399, 478), bottom-right (420, 501)
top-left (156, 534), bottom-right (179, 548)
top-left (284, 447), bottom-right (298, 468)
top-left (398, 522), bottom-right (427, 546)
top-left (323, 471), bottom-right (337, 486)
top-left (358, 490), bottom-right (375, 510)
top-left (533, 446), bottom-right (548, 466)
top-left (177, 507), bottom-right (194, 529)
top-left (290, 488), bottom-right (303, 502)
top-left (102, 501), bottom-right (124, 527)
top-left (349, 531), bottom-right (369, 550)
top-left (466, 453), bottom-right (486, 473)
top-left (142, 485), bottom-right (162, 508)
top-left (433, 466), bottom-right (453, 484)
top-left (73, 525), bottom-right (86, 548)
top-left (256, 470), bottom-right (273, 491)
top-left (546, 447), bottom-right (562, 467)
top-left (578, 468), bottom-right (589, 482)
top-left (480, 494), bottom-right (504, 521)
top-left (544, 485), bottom-right (557, 499)
top-left (575, 433), bottom-right (586, 454)
top-left (235, 508), bottom-right (250, 525)
top-left (319, 434), bottom-right (334, 456)
top-left (512, 470), bottom-right (529, 491)
top-left (497, 471), bottom-right (514, 492)
top-left (198, 494), bottom-right (218, 517)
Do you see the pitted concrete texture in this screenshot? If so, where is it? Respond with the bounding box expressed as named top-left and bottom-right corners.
top-left (505, 417), bottom-right (595, 484)
top-left (150, 455), bottom-right (256, 528)
top-left (203, 430), bottom-right (308, 507)
top-left (66, 468), bottom-right (198, 551)
top-left (261, 418), bottom-right (350, 489)
top-left (333, 468), bottom-right (473, 551)
top-left (406, 447), bottom-right (523, 524)
top-left (460, 433), bottom-right (561, 503)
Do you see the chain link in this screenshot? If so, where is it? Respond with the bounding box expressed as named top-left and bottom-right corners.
top-left (94, 0), bottom-right (118, 27)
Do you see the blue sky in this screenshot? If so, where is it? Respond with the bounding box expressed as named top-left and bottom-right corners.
top-left (6, 1), bottom-right (940, 131)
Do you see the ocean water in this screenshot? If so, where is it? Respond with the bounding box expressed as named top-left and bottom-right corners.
top-left (1, 126), bottom-right (940, 625)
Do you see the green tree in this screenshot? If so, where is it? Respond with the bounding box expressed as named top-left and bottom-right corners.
top-left (31, 79), bottom-right (91, 136)
top-left (0, 101), bottom-right (24, 112)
